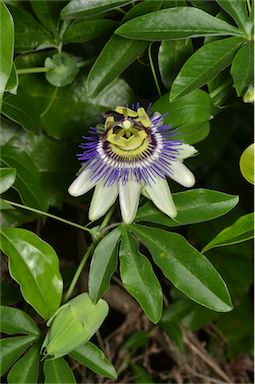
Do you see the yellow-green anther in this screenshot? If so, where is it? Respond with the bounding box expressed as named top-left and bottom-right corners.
top-left (136, 107), bottom-right (151, 127)
top-left (41, 293), bottom-right (108, 359)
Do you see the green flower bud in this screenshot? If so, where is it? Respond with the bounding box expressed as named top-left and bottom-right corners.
top-left (243, 84), bottom-right (254, 103)
top-left (41, 293), bottom-right (108, 359)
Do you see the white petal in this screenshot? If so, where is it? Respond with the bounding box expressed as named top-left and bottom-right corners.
top-left (118, 178), bottom-right (141, 224)
top-left (89, 182), bottom-right (118, 221)
top-left (170, 161), bottom-right (195, 188)
top-left (68, 168), bottom-right (96, 197)
top-left (177, 144), bottom-right (198, 161)
top-left (145, 177), bottom-right (177, 219)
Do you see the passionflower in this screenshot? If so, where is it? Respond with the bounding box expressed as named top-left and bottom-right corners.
top-left (68, 104), bottom-right (197, 224)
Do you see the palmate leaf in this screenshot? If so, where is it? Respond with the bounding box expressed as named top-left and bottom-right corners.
top-left (130, 224), bottom-right (233, 312)
top-left (170, 37), bottom-right (244, 100)
top-left (120, 226), bottom-right (162, 323)
top-left (116, 7), bottom-right (243, 40)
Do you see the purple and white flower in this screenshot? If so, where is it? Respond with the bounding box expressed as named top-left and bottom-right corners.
top-left (68, 105), bottom-right (197, 224)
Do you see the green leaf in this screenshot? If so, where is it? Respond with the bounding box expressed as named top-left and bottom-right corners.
top-left (0, 228), bottom-right (63, 320)
top-left (122, 331), bottom-right (149, 353)
top-left (123, 0), bottom-right (164, 21)
top-left (2, 87), bottom-right (42, 133)
top-left (30, 1), bottom-right (61, 35)
top-left (131, 363), bottom-right (154, 384)
top-left (63, 19), bottom-right (119, 43)
top-left (43, 358), bottom-right (76, 384)
top-left (0, 335), bottom-right (35, 377)
top-left (239, 143), bottom-right (254, 184)
top-left (87, 35), bottom-right (148, 97)
top-left (0, 145), bottom-right (48, 211)
top-left (231, 42), bottom-right (254, 96)
top-left (45, 53), bottom-right (79, 87)
top-left (203, 213), bottom-right (254, 252)
top-left (119, 226), bottom-right (163, 323)
top-left (61, 0), bottom-right (133, 18)
top-left (69, 341), bottom-right (117, 379)
top-left (160, 322), bottom-right (184, 351)
top-left (158, 39), bottom-right (193, 89)
top-left (0, 168), bottom-right (16, 194)
top-left (130, 224), bottom-right (233, 312)
top-left (7, 344), bottom-right (40, 384)
top-left (5, 64), bottom-right (19, 95)
top-left (136, 189), bottom-right (239, 227)
top-left (115, 7), bottom-right (242, 41)
top-left (0, 1), bottom-right (14, 109)
top-left (89, 227), bottom-right (120, 303)
top-left (216, 0), bottom-right (248, 31)
top-left (0, 306), bottom-right (40, 336)
top-left (170, 37), bottom-right (243, 100)
top-left (9, 5), bottom-right (53, 52)
top-left (152, 90), bottom-right (212, 144)
top-left (11, 55), bottom-right (134, 140)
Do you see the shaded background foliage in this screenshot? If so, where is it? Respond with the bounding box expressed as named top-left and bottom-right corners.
top-left (0, 0), bottom-right (254, 383)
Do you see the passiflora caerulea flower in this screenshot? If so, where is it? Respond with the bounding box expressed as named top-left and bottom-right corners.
top-left (68, 105), bottom-right (197, 224)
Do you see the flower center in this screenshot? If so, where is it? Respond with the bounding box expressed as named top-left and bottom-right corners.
top-left (102, 106), bottom-right (153, 158)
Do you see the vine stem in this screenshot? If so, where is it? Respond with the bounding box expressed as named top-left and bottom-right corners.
top-left (17, 67), bottom-right (49, 75)
top-left (63, 243), bottom-right (95, 303)
top-left (247, 0), bottom-right (251, 14)
top-left (148, 43), bottom-right (162, 97)
top-left (1, 199), bottom-right (99, 237)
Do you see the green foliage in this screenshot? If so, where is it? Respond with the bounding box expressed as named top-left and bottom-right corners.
top-left (0, 0), bottom-right (253, 381)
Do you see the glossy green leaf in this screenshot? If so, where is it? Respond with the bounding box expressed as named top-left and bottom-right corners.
top-left (89, 227), bottom-right (120, 303)
top-left (203, 213), bottom-right (254, 252)
top-left (0, 168), bottom-right (16, 194)
top-left (115, 7), bottom-right (242, 41)
top-left (216, 0), bottom-right (248, 31)
top-left (0, 335), bottom-right (35, 376)
top-left (43, 358), bottom-right (76, 384)
top-left (30, 1), bottom-right (61, 35)
top-left (11, 56), bottom-right (134, 140)
top-left (61, 0), bottom-right (133, 18)
top-left (2, 86), bottom-right (42, 133)
top-left (231, 42), bottom-right (254, 96)
top-left (7, 344), bottom-right (40, 384)
top-left (131, 224), bottom-right (233, 312)
top-left (69, 341), bottom-right (117, 379)
top-left (239, 143), bottom-right (254, 184)
top-left (45, 53), bottom-right (79, 87)
top-left (120, 226), bottom-right (162, 323)
top-left (63, 19), bottom-right (118, 43)
top-left (0, 306), bottom-right (40, 336)
top-left (170, 37), bottom-right (243, 100)
top-left (136, 189), bottom-right (239, 227)
top-left (6, 64), bottom-right (18, 95)
top-left (161, 322), bottom-right (184, 351)
top-left (9, 5), bottom-right (53, 52)
top-left (0, 228), bottom-right (63, 320)
top-left (0, 1), bottom-right (14, 109)
top-left (0, 145), bottom-right (48, 211)
top-left (158, 39), bottom-right (193, 89)
top-left (152, 90), bottom-right (212, 144)
top-left (87, 35), bottom-right (148, 97)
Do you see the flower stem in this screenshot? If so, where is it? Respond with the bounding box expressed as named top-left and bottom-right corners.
top-left (2, 199), bottom-right (99, 237)
top-left (63, 243), bottom-right (95, 302)
top-left (99, 206), bottom-right (115, 231)
top-left (148, 43), bottom-right (162, 97)
top-left (16, 67), bottom-right (49, 75)
top-left (77, 58), bottom-right (95, 68)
